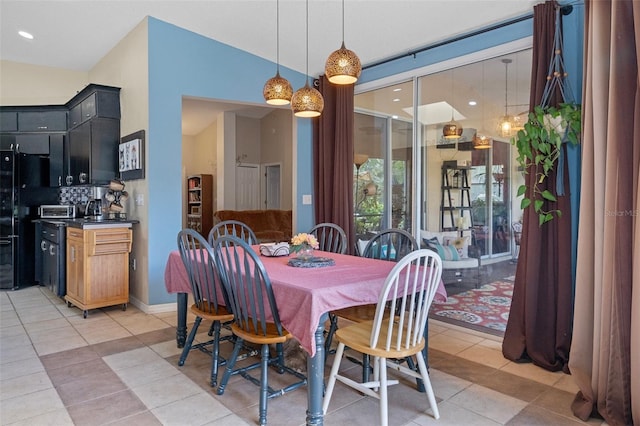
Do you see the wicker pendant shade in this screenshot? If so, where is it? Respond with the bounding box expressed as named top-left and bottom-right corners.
top-left (443, 121), bottom-right (462, 139)
top-left (473, 134), bottom-right (492, 149)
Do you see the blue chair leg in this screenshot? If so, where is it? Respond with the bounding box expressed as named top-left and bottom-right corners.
top-left (178, 316), bottom-right (201, 366)
top-left (259, 344), bottom-right (270, 426)
top-left (210, 321), bottom-right (221, 387)
top-left (217, 337), bottom-right (243, 395)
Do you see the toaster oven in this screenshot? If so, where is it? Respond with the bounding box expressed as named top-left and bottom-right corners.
top-left (38, 205), bottom-right (76, 219)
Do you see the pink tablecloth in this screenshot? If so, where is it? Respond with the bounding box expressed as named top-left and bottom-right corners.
top-left (164, 249), bottom-right (447, 356)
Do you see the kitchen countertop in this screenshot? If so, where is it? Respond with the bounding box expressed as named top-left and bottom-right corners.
top-left (36, 218), bottom-right (139, 229)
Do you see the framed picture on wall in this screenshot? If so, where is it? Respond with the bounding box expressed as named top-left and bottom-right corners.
top-left (119, 130), bottom-right (145, 180)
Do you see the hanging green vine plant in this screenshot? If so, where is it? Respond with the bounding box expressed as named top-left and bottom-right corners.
top-left (512, 102), bottom-right (581, 225)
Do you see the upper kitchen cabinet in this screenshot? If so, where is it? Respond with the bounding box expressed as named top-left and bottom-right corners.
top-left (0, 106), bottom-right (67, 133)
top-left (65, 85), bottom-right (121, 185)
top-left (0, 111), bottom-right (18, 132)
top-left (18, 109), bottom-right (67, 132)
top-left (67, 85), bottom-right (120, 129)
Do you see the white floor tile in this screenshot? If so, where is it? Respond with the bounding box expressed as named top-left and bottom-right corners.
top-left (448, 383), bottom-right (527, 424)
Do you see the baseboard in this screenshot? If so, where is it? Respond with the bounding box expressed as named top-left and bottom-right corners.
top-left (128, 295), bottom-right (177, 314)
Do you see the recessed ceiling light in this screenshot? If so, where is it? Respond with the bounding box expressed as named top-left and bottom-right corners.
top-left (468, 100), bottom-right (477, 106)
top-left (393, 98), bottom-right (400, 102)
top-left (18, 31), bottom-right (34, 40)
top-left (392, 115), bottom-right (399, 119)
top-left (393, 88), bottom-right (402, 92)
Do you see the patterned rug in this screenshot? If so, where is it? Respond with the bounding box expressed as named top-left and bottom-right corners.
top-left (430, 279), bottom-right (514, 336)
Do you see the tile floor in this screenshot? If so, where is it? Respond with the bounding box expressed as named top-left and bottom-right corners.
top-left (1, 285), bottom-right (603, 426)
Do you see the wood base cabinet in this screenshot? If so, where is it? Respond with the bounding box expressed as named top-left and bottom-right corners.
top-left (65, 226), bottom-right (132, 318)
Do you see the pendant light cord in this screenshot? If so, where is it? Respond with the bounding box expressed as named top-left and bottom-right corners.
top-left (305, 0), bottom-right (310, 85)
top-left (276, 0), bottom-right (280, 73)
top-left (504, 61), bottom-right (508, 116)
top-left (341, 0), bottom-right (345, 43)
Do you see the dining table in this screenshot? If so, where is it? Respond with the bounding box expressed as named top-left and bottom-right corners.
top-left (164, 247), bottom-right (447, 426)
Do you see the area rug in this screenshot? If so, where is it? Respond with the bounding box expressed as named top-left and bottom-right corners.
top-left (430, 279), bottom-right (514, 336)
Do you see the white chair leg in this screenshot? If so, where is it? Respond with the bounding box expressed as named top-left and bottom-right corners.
top-left (322, 342), bottom-right (345, 415)
top-left (379, 357), bottom-right (388, 426)
top-left (373, 356), bottom-right (380, 392)
top-left (415, 353), bottom-right (440, 419)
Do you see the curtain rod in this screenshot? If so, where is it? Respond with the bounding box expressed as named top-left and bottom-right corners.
top-left (362, 5), bottom-right (573, 71)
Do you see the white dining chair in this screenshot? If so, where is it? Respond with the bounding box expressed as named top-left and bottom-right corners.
top-left (322, 249), bottom-right (442, 425)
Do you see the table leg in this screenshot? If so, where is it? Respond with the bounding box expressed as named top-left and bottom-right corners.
top-left (176, 293), bottom-right (187, 348)
top-left (306, 313), bottom-right (327, 426)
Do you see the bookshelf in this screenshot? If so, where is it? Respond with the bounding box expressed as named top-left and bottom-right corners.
top-left (186, 174), bottom-right (213, 236)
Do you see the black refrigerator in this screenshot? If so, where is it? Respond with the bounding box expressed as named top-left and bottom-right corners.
top-left (1, 143), bottom-right (58, 290)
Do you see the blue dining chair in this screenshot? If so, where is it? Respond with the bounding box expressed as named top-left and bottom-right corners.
top-left (176, 229), bottom-right (234, 387)
top-left (208, 219), bottom-right (258, 246)
top-left (212, 235), bottom-right (306, 426)
top-left (325, 228), bottom-right (420, 381)
top-left (308, 222), bottom-right (348, 254)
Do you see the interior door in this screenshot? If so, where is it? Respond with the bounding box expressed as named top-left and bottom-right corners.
top-left (264, 164), bottom-right (281, 209)
top-left (236, 164), bottom-right (260, 210)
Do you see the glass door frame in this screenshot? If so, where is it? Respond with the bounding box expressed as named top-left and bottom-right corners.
top-left (355, 39), bottom-right (531, 260)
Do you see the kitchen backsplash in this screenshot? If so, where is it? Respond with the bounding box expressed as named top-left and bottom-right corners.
top-left (58, 186), bottom-right (92, 205)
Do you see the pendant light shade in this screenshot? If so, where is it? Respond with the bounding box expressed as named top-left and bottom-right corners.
top-left (474, 61), bottom-right (492, 149)
top-left (443, 69), bottom-right (462, 139)
top-left (292, 0), bottom-right (324, 117)
top-left (498, 58), bottom-right (517, 137)
top-left (325, 41), bottom-right (361, 84)
top-left (473, 134), bottom-right (492, 149)
top-left (263, 0), bottom-right (292, 105)
top-left (264, 71), bottom-right (293, 105)
top-left (443, 121), bottom-right (463, 139)
top-left (291, 81), bottom-right (324, 117)
top-left (325, 0), bottom-right (361, 84)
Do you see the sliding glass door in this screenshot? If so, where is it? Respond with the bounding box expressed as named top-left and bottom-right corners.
top-left (354, 48), bottom-right (530, 260)
top-left (353, 80), bottom-right (414, 240)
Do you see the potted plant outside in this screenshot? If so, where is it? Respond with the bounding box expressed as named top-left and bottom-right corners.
top-left (512, 102), bottom-right (581, 225)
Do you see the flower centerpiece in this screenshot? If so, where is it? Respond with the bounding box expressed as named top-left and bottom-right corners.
top-left (290, 233), bottom-right (319, 260)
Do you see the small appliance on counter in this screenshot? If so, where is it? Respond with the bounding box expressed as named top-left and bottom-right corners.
top-left (38, 205), bottom-right (77, 219)
top-left (84, 186), bottom-right (108, 221)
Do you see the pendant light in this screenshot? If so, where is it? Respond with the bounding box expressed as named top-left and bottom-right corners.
top-left (443, 68), bottom-right (462, 139)
top-left (474, 61), bottom-right (492, 149)
top-left (263, 0), bottom-right (293, 105)
top-left (324, 0), bottom-right (361, 85)
top-left (291, 0), bottom-right (324, 117)
top-left (498, 58), bottom-right (517, 137)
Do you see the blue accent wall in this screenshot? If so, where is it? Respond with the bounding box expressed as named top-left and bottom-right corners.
top-left (294, 118), bottom-right (314, 233)
top-left (147, 17), bottom-right (309, 304)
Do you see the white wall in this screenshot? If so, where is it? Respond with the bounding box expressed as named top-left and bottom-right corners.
top-left (88, 18), bottom-right (150, 304)
top-left (0, 60), bottom-right (88, 105)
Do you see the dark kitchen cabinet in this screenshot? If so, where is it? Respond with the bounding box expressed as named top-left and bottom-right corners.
top-left (1, 133), bottom-right (65, 187)
top-left (16, 134), bottom-right (49, 154)
top-left (18, 110), bottom-right (67, 132)
top-left (0, 111), bottom-right (18, 132)
top-left (68, 118), bottom-right (119, 185)
top-left (66, 85), bottom-right (120, 185)
top-left (67, 85), bottom-right (120, 129)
